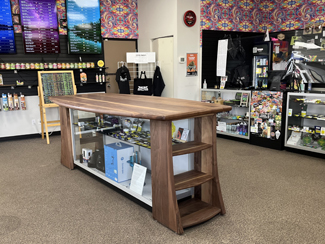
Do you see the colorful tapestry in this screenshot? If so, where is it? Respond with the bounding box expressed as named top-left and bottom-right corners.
top-left (101, 0), bottom-right (138, 39)
top-left (201, 0), bottom-right (325, 33)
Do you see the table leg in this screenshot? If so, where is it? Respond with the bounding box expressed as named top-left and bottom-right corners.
top-left (59, 106), bottom-right (74, 169)
top-left (150, 120), bottom-right (183, 234)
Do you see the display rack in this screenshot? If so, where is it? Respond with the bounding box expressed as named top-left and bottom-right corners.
top-left (285, 92), bottom-right (325, 155)
top-left (117, 61), bottom-right (157, 94)
top-left (117, 61), bottom-right (157, 79)
top-left (201, 89), bottom-right (251, 140)
top-left (38, 70), bottom-right (76, 144)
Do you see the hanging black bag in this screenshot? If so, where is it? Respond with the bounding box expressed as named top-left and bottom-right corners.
top-left (133, 71), bottom-right (153, 96)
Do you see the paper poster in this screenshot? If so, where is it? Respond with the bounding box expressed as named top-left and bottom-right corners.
top-left (186, 53), bottom-right (198, 76)
top-left (216, 39), bottom-right (228, 76)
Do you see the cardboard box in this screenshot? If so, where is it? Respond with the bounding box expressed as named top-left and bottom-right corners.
top-left (104, 142), bottom-right (133, 183)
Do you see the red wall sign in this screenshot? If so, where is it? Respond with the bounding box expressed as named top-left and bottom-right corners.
top-left (183, 10), bottom-right (196, 27)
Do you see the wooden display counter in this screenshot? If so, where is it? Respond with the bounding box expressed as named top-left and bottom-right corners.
top-left (50, 93), bottom-right (231, 234)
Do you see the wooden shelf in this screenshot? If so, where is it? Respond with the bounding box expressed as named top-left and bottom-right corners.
top-left (172, 141), bottom-right (212, 156)
top-left (179, 198), bottom-right (221, 229)
top-left (174, 170), bottom-right (213, 191)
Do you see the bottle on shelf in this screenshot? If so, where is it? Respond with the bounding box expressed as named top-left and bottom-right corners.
top-left (270, 124), bottom-right (275, 140)
top-left (267, 121), bottom-right (271, 139)
top-left (203, 79), bottom-right (207, 89)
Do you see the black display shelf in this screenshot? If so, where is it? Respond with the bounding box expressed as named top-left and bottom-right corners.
top-left (0, 67), bottom-right (107, 72)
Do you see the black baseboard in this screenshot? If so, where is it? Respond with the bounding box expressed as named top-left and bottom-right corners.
top-left (0, 131), bottom-right (61, 142)
top-left (217, 133), bottom-right (249, 143)
top-left (285, 147), bottom-right (325, 160)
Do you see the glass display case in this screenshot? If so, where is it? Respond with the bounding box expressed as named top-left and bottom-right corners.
top-left (285, 92), bottom-right (325, 155)
top-left (70, 109), bottom-right (193, 206)
top-left (201, 89), bottom-right (251, 139)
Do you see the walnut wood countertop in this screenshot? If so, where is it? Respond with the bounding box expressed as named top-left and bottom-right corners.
top-left (50, 93), bottom-right (231, 121)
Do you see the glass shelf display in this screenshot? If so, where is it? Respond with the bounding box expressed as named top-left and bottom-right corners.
top-left (285, 92), bottom-right (325, 154)
top-left (201, 89), bottom-right (251, 139)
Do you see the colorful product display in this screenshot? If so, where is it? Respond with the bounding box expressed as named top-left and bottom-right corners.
top-left (250, 91), bottom-right (283, 139)
top-left (41, 72), bottom-right (74, 104)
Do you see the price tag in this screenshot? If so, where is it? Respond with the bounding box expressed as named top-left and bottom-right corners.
top-left (321, 127), bottom-right (325, 136)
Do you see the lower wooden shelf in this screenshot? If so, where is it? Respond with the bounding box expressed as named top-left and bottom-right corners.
top-left (179, 198), bottom-right (221, 229)
top-left (174, 170), bottom-right (214, 191)
top-left (74, 160), bottom-right (192, 207)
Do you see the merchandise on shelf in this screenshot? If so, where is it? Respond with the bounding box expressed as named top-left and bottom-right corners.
top-left (250, 91), bottom-right (283, 139)
top-left (286, 93), bottom-right (325, 153)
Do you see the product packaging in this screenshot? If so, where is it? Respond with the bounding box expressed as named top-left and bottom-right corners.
top-left (104, 142), bottom-right (134, 182)
top-left (13, 93), bottom-right (19, 110)
top-left (8, 93), bottom-right (14, 111)
top-left (2, 93), bottom-right (8, 111)
top-left (20, 93), bottom-right (26, 110)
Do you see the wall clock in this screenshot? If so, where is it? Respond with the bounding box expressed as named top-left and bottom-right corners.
top-left (183, 10), bottom-right (196, 27)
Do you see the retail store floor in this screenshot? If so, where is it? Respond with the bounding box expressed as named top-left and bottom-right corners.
top-left (1, 135), bottom-right (324, 243)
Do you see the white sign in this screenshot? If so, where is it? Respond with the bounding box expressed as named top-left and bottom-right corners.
top-left (130, 164), bottom-right (147, 195)
top-left (126, 52), bottom-right (156, 63)
top-left (217, 121), bottom-right (227, 132)
top-left (216, 39), bottom-right (228, 77)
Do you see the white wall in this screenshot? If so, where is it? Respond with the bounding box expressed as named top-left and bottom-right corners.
top-left (138, 0), bottom-right (200, 101)
top-left (175, 0), bottom-right (200, 101)
top-left (137, 0), bottom-right (177, 53)
top-left (0, 96), bottom-right (60, 138)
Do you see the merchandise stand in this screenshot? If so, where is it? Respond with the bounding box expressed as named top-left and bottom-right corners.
top-left (117, 61), bottom-right (157, 78)
top-left (37, 71), bottom-right (76, 144)
top-left (117, 61), bottom-right (158, 93)
top-left (50, 93), bottom-right (231, 234)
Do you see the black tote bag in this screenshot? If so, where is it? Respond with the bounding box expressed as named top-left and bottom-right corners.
top-left (133, 71), bottom-right (153, 96)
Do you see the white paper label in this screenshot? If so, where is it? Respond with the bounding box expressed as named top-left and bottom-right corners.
top-left (275, 46), bottom-right (280, 54)
top-left (130, 164), bottom-right (147, 195)
top-left (217, 121), bottom-right (227, 132)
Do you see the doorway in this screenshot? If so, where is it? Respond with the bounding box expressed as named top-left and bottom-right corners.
top-left (104, 39), bottom-right (137, 93)
top-left (152, 36), bottom-right (174, 98)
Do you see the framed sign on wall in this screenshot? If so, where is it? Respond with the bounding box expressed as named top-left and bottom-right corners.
top-left (186, 53), bottom-right (198, 76)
